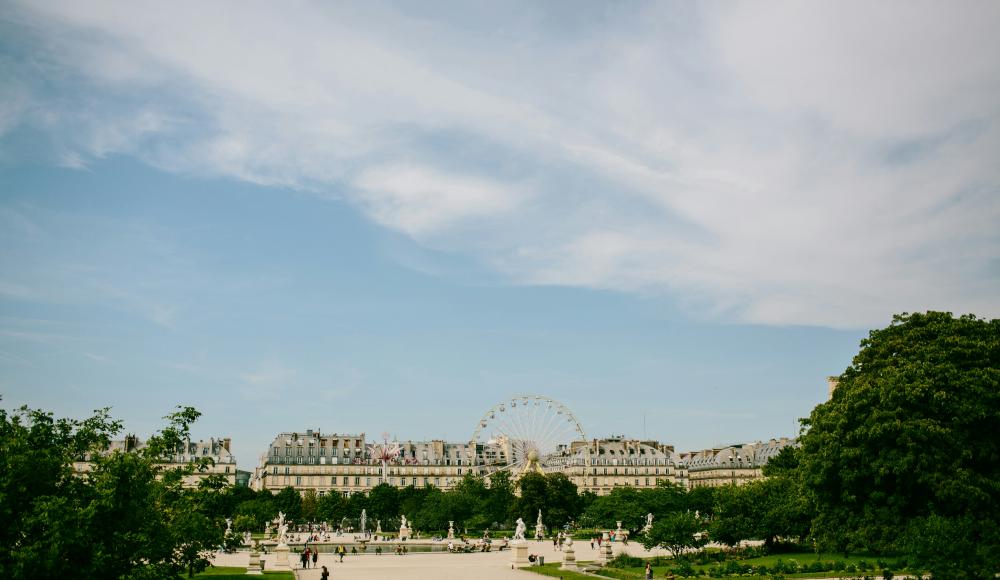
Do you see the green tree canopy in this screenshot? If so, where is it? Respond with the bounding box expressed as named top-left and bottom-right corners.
top-left (641, 511), bottom-right (707, 558)
top-left (799, 312), bottom-right (1000, 575)
top-left (0, 404), bottom-right (225, 579)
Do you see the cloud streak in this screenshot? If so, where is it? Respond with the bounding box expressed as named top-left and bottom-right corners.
top-left (2, 0), bottom-right (998, 328)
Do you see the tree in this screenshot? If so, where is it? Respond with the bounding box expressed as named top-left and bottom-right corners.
top-left (366, 483), bottom-right (400, 524)
top-left (641, 511), bottom-right (707, 558)
top-left (710, 485), bottom-right (757, 547)
top-left (582, 487), bottom-right (646, 530)
top-left (482, 471), bottom-right (515, 528)
top-left (273, 486), bottom-right (303, 522)
top-left (317, 492), bottom-right (347, 526)
top-left (543, 473), bottom-right (580, 529)
top-left (301, 489), bottom-right (318, 522)
top-left (799, 312), bottom-right (1000, 575)
top-left (513, 472), bottom-right (548, 526)
top-left (236, 496), bottom-right (277, 530)
top-left (0, 404), bottom-right (226, 579)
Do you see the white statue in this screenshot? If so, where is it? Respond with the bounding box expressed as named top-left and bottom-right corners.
top-left (644, 512), bottom-right (654, 531)
top-left (243, 530), bottom-right (252, 545)
top-left (276, 511), bottom-right (289, 544)
top-left (225, 518), bottom-right (233, 534)
top-left (513, 517), bottom-right (526, 541)
top-left (400, 515), bottom-right (408, 529)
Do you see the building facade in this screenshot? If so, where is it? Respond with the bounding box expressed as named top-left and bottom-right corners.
top-left (252, 429), bottom-right (478, 496)
top-left (678, 438), bottom-right (794, 488)
top-left (560, 437), bottom-right (686, 494)
top-left (73, 434), bottom-right (238, 486)
top-left (251, 428), bottom-right (795, 496)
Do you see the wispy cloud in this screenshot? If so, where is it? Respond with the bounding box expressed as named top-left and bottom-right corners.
top-left (2, 1), bottom-right (998, 328)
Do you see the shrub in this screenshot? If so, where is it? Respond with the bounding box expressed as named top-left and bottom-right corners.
top-left (607, 553), bottom-right (644, 569)
top-left (882, 569), bottom-right (893, 580)
top-left (672, 560), bottom-right (696, 577)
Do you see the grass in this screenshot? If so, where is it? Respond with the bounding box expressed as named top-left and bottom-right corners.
top-left (184, 566), bottom-right (295, 579)
top-left (580, 552), bottom-right (910, 579)
top-left (525, 561), bottom-right (604, 580)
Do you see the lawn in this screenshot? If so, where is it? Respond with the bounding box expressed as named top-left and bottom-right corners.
top-left (525, 562), bottom-right (604, 580)
top-left (586, 552), bottom-right (910, 579)
top-left (183, 566), bottom-right (295, 579)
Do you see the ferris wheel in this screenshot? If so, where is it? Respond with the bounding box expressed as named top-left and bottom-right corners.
top-left (470, 395), bottom-right (586, 475)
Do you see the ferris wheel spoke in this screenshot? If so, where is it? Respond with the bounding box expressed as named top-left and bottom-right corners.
top-left (471, 395), bottom-right (585, 475)
top-left (534, 406), bottom-right (564, 454)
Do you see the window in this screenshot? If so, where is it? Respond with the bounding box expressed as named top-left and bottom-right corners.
top-left (296, 476), bottom-right (302, 485)
top-left (342, 476), bottom-right (349, 485)
top-left (331, 477), bottom-right (337, 485)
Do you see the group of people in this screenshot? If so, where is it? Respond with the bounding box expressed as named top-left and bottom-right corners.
top-left (298, 547), bottom-right (318, 568)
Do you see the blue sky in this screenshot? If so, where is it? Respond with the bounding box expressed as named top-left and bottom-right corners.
top-left (1, 1), bottom-right (998, 468)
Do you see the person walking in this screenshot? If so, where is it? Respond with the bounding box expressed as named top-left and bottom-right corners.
top-left (645, 563), bottom-right (653, 579)
top-left (300, 549), bottom-right (308, 569)
top-left (312, 549), bottom-right (318, 568)
top-left (320, 565), bottom-right (330, 580)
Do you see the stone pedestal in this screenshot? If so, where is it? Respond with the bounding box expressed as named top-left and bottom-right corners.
top-left (600, 531), bottom-right (613, 563)
top-left (447, 521), bottom-right (455, 540)
top-left (246, 550), bottom-right (263, 575)
top-left (272, 543), bottom-right (291, 569)
top-left (561, 538), bottom-right (576, 570)
top-left (511, 541), bottom-right (530, 568)
top-left (399, 526), bottom-right (411, 541)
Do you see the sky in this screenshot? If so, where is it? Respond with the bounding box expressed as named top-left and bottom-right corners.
top-left (1, 1), bottom-right (998, 469)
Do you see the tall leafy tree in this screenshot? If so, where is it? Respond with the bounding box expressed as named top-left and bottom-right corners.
top-left (273, 486), bottom-right (303, 522)
top-left (543, 473), bottom-right (580, 529)
top-left (799, 312), bottom-right (1000, 576)
top-left (641, 511), bottom-right (707, 558)
top-left (316, 491), bottom-right (347, 526)
top-left (483, 470), bottom-right (515, 528)
top-left (0, 404), bottom-right (226, 579)
top-left (513, 472), bottom-right (548, 526)
top-left (300, 489), bottom-right (318, 522)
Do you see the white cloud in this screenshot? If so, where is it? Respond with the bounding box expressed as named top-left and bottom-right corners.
top-left (355, 164), bottom-right (526, 237)
top-left (2, 1), bottom-right (998, 328)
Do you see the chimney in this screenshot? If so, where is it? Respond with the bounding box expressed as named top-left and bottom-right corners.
top-left (222, 438), bottom-right (231, 452)
top-left (827, 376), bottom-right (840, 399)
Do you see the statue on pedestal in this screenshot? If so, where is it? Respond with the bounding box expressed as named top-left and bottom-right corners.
top-left (535, 509), bottom-right (545, 540)
top-left (643, 513), bottom-right (653, 533)
top-left (276, 511), bottom-right (289, 545)
top-left (513, 517), bottom-right (526, 541)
